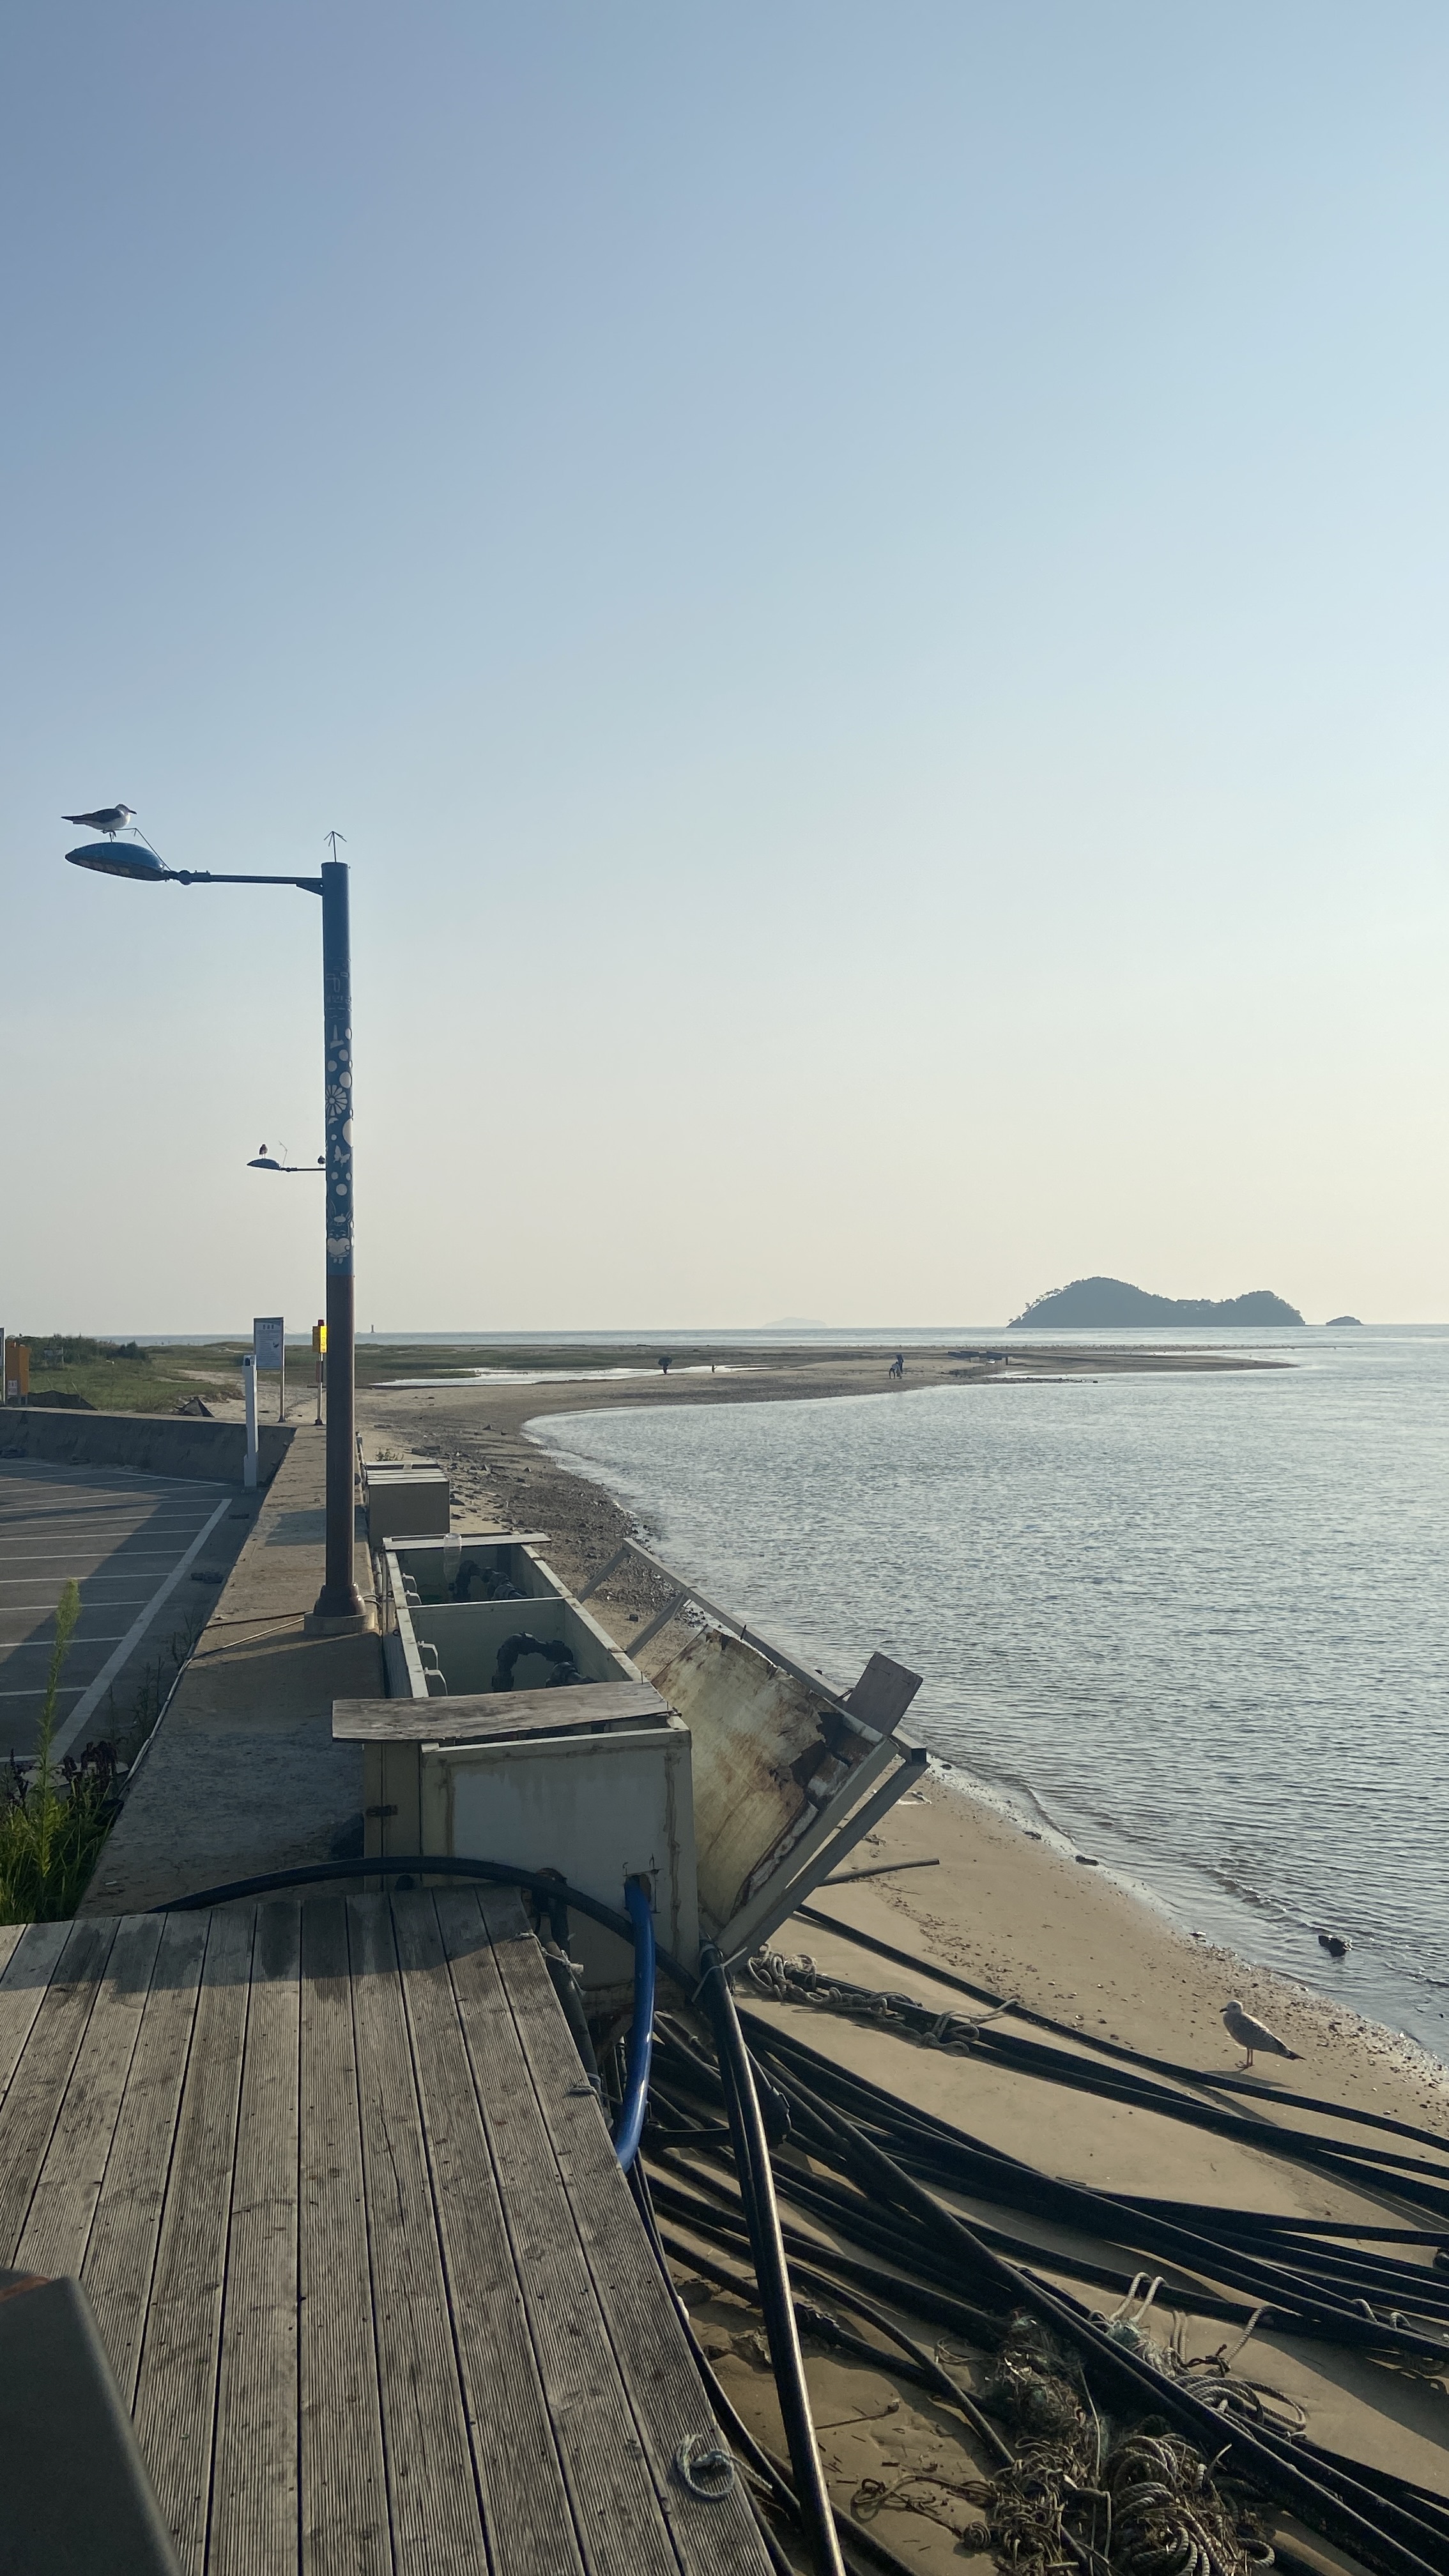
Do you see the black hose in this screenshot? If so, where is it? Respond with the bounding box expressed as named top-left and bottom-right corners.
top-left (653, 2011), bottom-right (1449, 2571)
top-left (756, 2050), bottom-right (1445, 2576)
top-left (744, 2012), bottom-right (1449, 2359)
top-left (698, 1943), bottom-right (845, 2576)
top-left (797, 1901), bottom-right (1449, 2155)
top-left (628, 2159), bottom-right (918, 2576)
top-left (767, 1943), bottom-right (1449, 2226)
top-left (492, 1632), bottom-right (581, 1689)
top-left (652, 2043), bottom-right (1449, 2566)
top-left (654, 2207), bottom-right (1014, 2464)
top-left (152, 1853), bottom-right (697, 1986)
top-left (645, 2156), bottom-right (1009, 2347)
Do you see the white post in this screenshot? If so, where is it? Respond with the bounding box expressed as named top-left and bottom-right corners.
top-left (243, 1353), bottom-right (259, 1489)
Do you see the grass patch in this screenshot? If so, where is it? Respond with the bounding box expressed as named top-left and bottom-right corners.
top-left (19, 1335), bottom-right (245, 1413)
top-left (0, 1581), bottom-right (121, 1923)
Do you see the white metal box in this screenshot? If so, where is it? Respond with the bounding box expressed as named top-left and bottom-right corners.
top-left (420, 1712), bottom-right (698, 1993)
top-left (365, 1466), bottom-right (450, 1540)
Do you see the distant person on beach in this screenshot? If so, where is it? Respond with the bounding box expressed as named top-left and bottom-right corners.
top-left (889, 1352), bottom-right (905, 1379)
top-left (659, 1354), bottom-right (671, 1374)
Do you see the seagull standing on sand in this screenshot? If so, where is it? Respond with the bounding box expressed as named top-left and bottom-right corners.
top-left (63, 805), bottom-right (135, 838)
top-left (1222, 1998), bottom-right (1300, 2069)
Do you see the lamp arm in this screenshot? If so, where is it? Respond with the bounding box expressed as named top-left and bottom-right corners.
top-left (174, 872), bottom-right (324, 894)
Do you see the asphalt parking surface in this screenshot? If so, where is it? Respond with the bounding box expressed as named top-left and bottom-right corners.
top-left (0, 1459), bottom-right (249, 1763)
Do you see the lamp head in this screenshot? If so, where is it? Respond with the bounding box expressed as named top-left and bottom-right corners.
top-left (66, 841), bottom-right (172, 882)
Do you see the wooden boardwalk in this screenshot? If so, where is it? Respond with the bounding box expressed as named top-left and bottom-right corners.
top-left (0, 1888), bottom-right (769, 2576)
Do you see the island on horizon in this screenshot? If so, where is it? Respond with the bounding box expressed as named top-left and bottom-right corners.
top-left (1011, 1276), bottom-right (1305, 1328)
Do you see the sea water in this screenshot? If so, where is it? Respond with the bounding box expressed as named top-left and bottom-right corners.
top-left (530, 1328), bottom-right (1449, 2060)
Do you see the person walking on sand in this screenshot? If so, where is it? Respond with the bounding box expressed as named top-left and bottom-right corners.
top-left (659, 1354), bottom-right (671, 1375)
top-left (889, 1352), bottom-right (905, 1380)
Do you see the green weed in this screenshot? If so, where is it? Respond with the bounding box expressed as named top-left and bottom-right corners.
top-left (0, 1582), bottom-right (123, 1923)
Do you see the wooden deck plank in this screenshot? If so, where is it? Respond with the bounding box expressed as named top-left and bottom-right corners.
top-left (210, 1899), bottom-right (303, 2576)
top-left (132, 1905), bottom-right (256, 2575)
top-left (15, 1911), bottom-right (165, 2280)
top-left (439, 1890), bottom-right (684, 2576)
top-left (0, 1894), bottom-right (769, 2576)
top-left (82, 1910), bottom-right (210, 2399)
top-left (0, 1919), bottom-right (81, 2113)
top-left (298, 1894), bottom-right (389, 2576)
top-left (394, 1890), bottom-right (586, 2576)
top-left (346, 1894), bottom-right (488, 2575)
top-left (0, 1915), bottom-right (117, 2262)
top-left (0, 1921), bottom-right (26, 1981)
top-left (491, 1906), bottom-right (769, 2576)
top-left (334, 1681), bottom-right (670, 1742)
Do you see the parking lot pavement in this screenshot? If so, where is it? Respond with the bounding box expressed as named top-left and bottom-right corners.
top-left (0, 1459), bottom-right (245, 1763)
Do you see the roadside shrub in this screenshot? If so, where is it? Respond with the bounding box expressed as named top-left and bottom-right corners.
top-left (0, 1581), bottom-right (122, 1922)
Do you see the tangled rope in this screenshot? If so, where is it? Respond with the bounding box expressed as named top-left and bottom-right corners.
top-left (1095, 2281), bottom-right (1306, 2441)
top-left (968, 2318), bottom-right (1272, 2575)
top-left (850, 2463), bottom-right (995, 2545)
top-left (1106, 2430), bottom-right (1271, 2576)
top-left (747, 1946), bottom-right (1003, 2049)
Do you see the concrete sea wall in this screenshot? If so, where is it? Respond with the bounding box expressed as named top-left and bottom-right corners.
top-left (0, 1406), bottom-right (295, 1486)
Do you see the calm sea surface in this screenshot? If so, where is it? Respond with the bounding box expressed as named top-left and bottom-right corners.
top-left (531, 1329), bottom-right (1449, 2060)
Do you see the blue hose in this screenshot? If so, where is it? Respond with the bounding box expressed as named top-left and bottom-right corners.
top-left (612, 1877), bottom-right (656, 2172)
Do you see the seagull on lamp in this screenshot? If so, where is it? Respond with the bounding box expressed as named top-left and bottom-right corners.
top-left (63, 804), bottom-right (136, 838)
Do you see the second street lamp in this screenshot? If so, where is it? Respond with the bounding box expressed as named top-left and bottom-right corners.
top-left (248, 1147), bottom-right (326, 1173)
top-left (65, 827), bottom-right (365, 1626)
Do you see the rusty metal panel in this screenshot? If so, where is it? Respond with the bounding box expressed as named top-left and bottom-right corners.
top-left (647, 1627), bottom-right (879, 1935)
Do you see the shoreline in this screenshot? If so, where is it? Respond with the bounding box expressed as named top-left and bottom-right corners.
top-left (358, 1361), bottom-right (1449, 2127)
top-left (360, 1359), bottom-right (1449, 2513)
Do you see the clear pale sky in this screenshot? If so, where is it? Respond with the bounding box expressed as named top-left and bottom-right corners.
top-left (4, 4), bottom-right (1446, 1332)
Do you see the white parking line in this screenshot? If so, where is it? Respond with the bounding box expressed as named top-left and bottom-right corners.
top-left (0, 1535), bottom-right (211, 1556)
top-left (0, 1504), bottom-right (220, 1524)
top-left (0, 1636), bottom-right (134, 1648)
top-left (48, 1499), bottom-right (232, 1760)
top-left (0, 1576), bottom-right (158, 1597)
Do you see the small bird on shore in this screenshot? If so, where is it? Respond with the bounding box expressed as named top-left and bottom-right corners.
top-left (1223, 1998), bottom-right (1300, 2068)
top-left (63, 804), bottom-right (135, 838)
top-left (1317, 1931), bottom-right (1351, 1959)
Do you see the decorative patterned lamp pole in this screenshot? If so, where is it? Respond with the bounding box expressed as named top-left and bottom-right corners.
top-left (317, 841), bottom-right (363, 1619)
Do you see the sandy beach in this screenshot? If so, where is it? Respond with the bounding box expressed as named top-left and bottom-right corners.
top-left (358, 1346), bottom-right (1448, 2134)
top-left (358, 1349), bottom-right (1449, 2550)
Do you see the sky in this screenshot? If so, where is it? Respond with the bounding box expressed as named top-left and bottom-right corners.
top-left (3, 3), bottom-right (1447, 1332)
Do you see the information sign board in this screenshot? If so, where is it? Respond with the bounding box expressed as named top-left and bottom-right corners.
top-left (253, 1316), bottom-right (284, 1370)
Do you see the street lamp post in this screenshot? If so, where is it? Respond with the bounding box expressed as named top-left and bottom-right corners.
top-left (318, 856), bottom-right (361, 1620)
top-left (65, 831), bottom-right (365, 1625)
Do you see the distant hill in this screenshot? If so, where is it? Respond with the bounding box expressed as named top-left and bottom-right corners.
top-left (1010, 1276), bottom-right (1305, 1328)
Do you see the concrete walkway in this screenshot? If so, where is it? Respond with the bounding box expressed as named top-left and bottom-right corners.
top-left (83, 1426), bottom-right (382, 1913)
